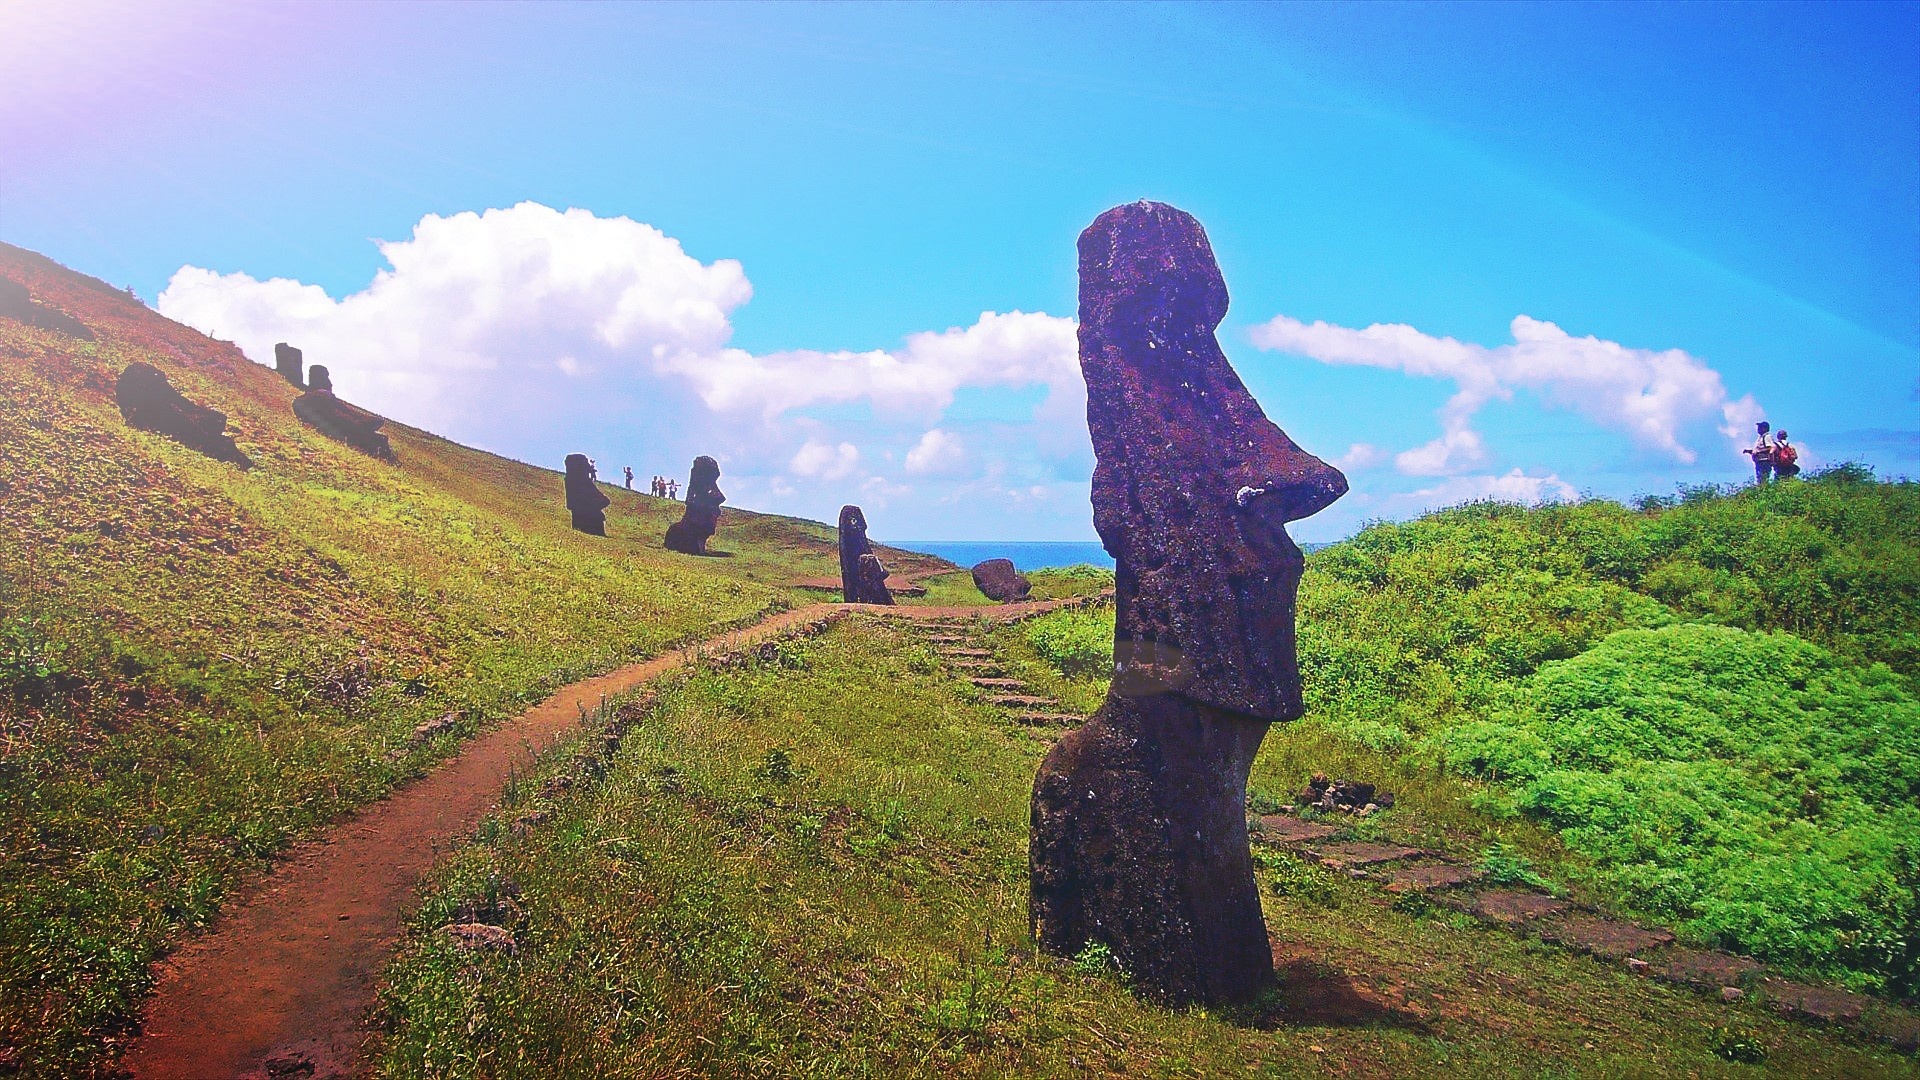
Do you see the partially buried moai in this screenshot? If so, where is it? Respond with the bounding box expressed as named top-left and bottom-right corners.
top-left (564, 453), bottom-right (610, 536)
top-left (1028, 202), bottom-right (1346, 1005)
top-left (663, 455), bottom-right (725, 554)
top-left (837, 505), bottom-right (894, 604)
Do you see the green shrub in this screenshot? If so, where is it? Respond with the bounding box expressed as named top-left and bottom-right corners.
top-left (1023, 609), bottom-right (1113, 679)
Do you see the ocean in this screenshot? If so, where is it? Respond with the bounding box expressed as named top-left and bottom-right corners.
top-left (890, 541), bottom-right (1114, 572)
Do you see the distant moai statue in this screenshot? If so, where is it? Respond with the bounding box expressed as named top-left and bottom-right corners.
top-left (564, 453), bottom-right (611, 535)
top-left (1028, 202), bottom-right (1346, 1006)
top-left (115, 362), bottom-right (253, 470)
top-left (306, 365), bottom-right (334, 394)
top-left (663, 455), bottom-right (726, 554)
top-left (836, 504), bottom-right (893, 604)
top-left (274, 342), bottom-right (305, 387)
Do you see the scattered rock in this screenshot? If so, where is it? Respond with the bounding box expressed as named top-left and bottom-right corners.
top-left (410, 711), bottom-right (460, 744)
top-left (1463, 889), bottom-right (1568, 926)
top-left (1721, 986), bottom-right (1746, 1003)
top-left (1029, 202), bottom-right (1347, 1006)
top-left (441, 921), bottom-right (517, 955)
top-left (0, 276), bottom-right (94, 339)
top-left (1535, 913), bottom-right (1674, 962)
top-left (1759, 977), bottom-right (1870, 1024)
top-left (274, 342), bottom-right (305, 386)
top-left (837, 505), bottom-right (893, 603)
top-left (1625, 957), bottom-right (1651, 976)
top-left (970, 557), bottom-right (1032, 603)
top-left (564, 453), bottom-right (610, 535)
top-left (1296, 773), bottom-right (1395, 814)
top-left (664, 455), bottom-right (725, 554)
top-left (261, 1052), bottom-right (315, 1078)
top-left (115, 362), bottom-right (253, 469)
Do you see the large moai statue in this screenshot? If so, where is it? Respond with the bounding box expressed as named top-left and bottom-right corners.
top-left (837, 504), bottom-right (894, 604)
top-left (114, 362), bottom-right (253, 469)
top-left (663, 455), bottom-right (725, 554)
top-left (564, 453), bottom-right (610, 535)
top-left (274, 342), bottom-right (305, 386)
top-left (1028, 202), bottom-right (1346, 1005)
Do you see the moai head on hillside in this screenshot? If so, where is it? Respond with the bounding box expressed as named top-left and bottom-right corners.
top-left (838, 504), bottom-right (868, 538)
top-left (274, 342), bottom-right (305, 387)
top-left (1078, 200), bottom-right (1346, 720)
top-left (307, 365), bottom-right (334, 394)
top-left (686, 456), bottom-right (723, 505)
top-left (563, 452), bottom-right (610, 536)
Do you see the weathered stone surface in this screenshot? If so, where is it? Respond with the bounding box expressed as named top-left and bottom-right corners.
top-left (1462, 889), bottom-right (1568, 926)
top-left (440, 922), bottom-right (517, 955)
top-left (0, 277), bottom-right (94, 340)
top-left (664, 455), bottom-right (725, 554)
top-left (837, 505), bottom-right (894, 603)
top-left (274, 342), bottom-right (305, 386)
top-left (1029, 202), bottom-right (1346, 1006)
top-left (1384, 863), bottom-right (1484, 893)
top-left (1310, 841), bottom-right (1424, 868)
top-left (971, 558), bottom-right (1032, 603)
top-left (115, 362), bottom-right (252, 469)
top-left (292, 385), bottom-right (394, 460)
top-left (1653, 948), bottom-right (1763, 990)
top-left (1535, 913), bottom-right (1674, 961)
top-left (1760, 978), bottom-right (1870, 1024)
top-left (1251, 815), bottom-right (1340, 845)
top-left (306, 364), bottom-right (333, 393)
top-left (564, 453), bottom-right (610, 536)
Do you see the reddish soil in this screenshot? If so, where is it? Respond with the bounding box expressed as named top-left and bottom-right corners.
top-left (119, 597), bottom-right (1073, 1079)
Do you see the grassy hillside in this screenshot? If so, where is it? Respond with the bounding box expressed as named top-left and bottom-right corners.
top-left (373, 615), bottom-right (1916, 1077)
top-left (1010, 472), bottom-right (1920, 999)
top-left (0, 241), bottom-right (955, 1074)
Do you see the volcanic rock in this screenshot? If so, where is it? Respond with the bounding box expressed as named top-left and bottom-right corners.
top-left (971, 557), bottom-right (1032, 603)
top-left (1028, 201), bottom-right (1345, 1006)
top-left (115, 362), bottom-right (252, 469)
top-left (274, 342), bottom-right (305, 386)
top-left (0, 277), bottom-right (94, 340)
top-left (837, 505), bottom-right (893, 603)
top-left (1297, 773), bottom-right (1394, 814)
top-left (664, 455), bottom-right (725, 554)
top-left (564, 453), bottom-right (610, 535)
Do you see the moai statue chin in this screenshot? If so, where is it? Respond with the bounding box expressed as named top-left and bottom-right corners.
top-left (1028, 201), bottom-right (1346, 1005)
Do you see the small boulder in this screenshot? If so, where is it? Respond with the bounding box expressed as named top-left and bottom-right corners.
top-left (970, 558), bottom-right (1032, 603)
top-left (115, 362), bottom-right (252, 469)
top-left (441, 922), bottom-right (517, 955)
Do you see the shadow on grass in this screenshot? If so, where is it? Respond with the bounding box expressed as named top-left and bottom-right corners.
top-left (1214, 946), bottom-right (1434, 1033)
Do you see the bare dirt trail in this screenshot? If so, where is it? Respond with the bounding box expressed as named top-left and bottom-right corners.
top-left (119, 596), bottom-right (1088, 1079)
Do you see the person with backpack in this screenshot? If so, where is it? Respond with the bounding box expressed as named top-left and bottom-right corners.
top-left (1743, 421), bottom-right (1775, 484)
top-left (1772, 431), bottom-right (1801, 478)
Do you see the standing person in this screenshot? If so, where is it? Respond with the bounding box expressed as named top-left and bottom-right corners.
top-left (623, 466), bottom-right (634, 490)
top-left (653, 475), bottom-right (664, 497)
top-left (668, 477), bottom-right (678, 500)
top-left (1743, 421), bottom-right (1774, 484)
top-left (1772, 431), bottom-right (1801, 479)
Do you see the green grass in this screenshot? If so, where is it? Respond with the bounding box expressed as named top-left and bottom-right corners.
top-left (0, 243), bottom-right (955, 1075)
top-left (375, 617), bottom-right (1917, 1078)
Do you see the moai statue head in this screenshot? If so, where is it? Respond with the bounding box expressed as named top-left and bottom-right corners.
top-left (1078, 201), bottom-right (1346, 720)
top-left (307, 365), bottom-right (334, 394)
top-left (274, 342), bottom-right (305, 387)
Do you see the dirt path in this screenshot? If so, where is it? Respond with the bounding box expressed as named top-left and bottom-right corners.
top-left (120, 596), bottom-right (1087, 1079)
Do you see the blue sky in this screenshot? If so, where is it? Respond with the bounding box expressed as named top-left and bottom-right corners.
top-left (3, 1), bottom-right (1914, 542)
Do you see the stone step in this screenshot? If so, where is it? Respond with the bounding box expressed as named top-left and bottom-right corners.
top-left (969, 677), bottom-right (1028, 690)
top-left (1010, 711), bottom-right (1080, 727)
top-left (1306, 841), bottom-right (1426, 869)
top-left (941, 648), bottom-right (992, 659)
top-left (1453, 889), bottom-right (1569, 927)
top-left (1251, 815), bottom-right (1340, 845)
top-left (1534, 913), bottom-right (1674, 962)
top-left (1382, 862), bottom-right (1484, 893)
top-left (987, 694), bottom-right (1057, 709)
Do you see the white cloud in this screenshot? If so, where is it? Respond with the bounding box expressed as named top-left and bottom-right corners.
top-left (903, 428), bottom-right (966, 475)
top-left (1383, 469), bottom-right (1579, 517)
top-left (1333, 442), bottom-right (1391, 472)
top-left (1250, 313), bottom-right (1761, 472)
top-left (789, 438), bottom-right (860, 480)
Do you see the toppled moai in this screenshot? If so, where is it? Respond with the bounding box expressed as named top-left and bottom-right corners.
top-left (970, 557), bottom-right (1031, 603)
top-left (837, 504), bottom-right (894, 604)
top-left (274, 342), bottom-right (305, 386)
top-left (1028, 202), bottom-right (1346, 1005)
top-left (115, 362), bottom-right (253, 469)
top-left (564, 453), bottom-right (610, 535)
top-left (288, 354), bottom-right (394, 460)
top-left (663, 455), bottom-right (725, 554)
top-left (0, 277), bottom-right (95, 340)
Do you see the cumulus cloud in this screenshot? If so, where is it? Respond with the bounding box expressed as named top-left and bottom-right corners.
top-left (904, 428), bottom-right (966, 475)
top-left (1250, 313), bottom-right (1762, 473)
top-left (1333, 443), bottom-right (1391, 472)
top-left (789, 438), bottom-right (860, 480)
top-left (1376, 469), bottom-right (1579, 518)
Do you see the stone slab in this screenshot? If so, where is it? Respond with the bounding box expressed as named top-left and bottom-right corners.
top-left (1383, 863), bottom-right (1484, 893)
top-left (1653, 948), bottom-right (1763, 990)
top-left (987, 694), bottom-right (1056, 708)
top-left (1861, 1007), bottom-right (1920, 1052)
top-left (1536, 913), bottom-right (1674, 961)
top-left (1309, 841), bottom-right (1424, 868)
top-left (969, 677), bottom-right (1028, 690)
top-left (1011, 712), bottom-right (1080, 727)
top-left (1251, 815), bottom-right (1339, 845)
top-left (1760, 978), bottom-right (1870, 1024)
top-left (1462, 889), bottom-right (1569, 926)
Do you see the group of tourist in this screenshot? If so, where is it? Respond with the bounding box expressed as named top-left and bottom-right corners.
top-left (1744, 421), bottom-right (1801, 484)
top-left (609, 465), bottom-right (680, 499)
